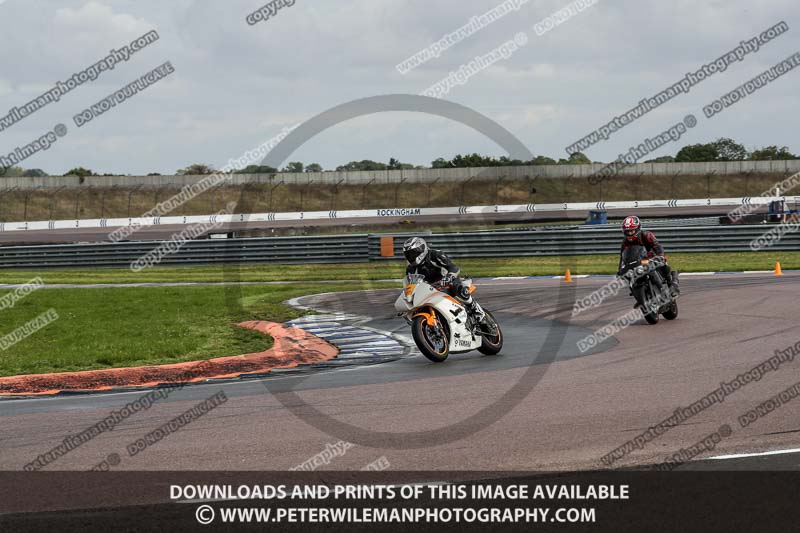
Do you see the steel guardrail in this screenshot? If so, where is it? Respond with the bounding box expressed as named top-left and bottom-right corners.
top-left (368, 225), bottom-right (800, 260)
top-left (0, 225), bottom-right (796, 269)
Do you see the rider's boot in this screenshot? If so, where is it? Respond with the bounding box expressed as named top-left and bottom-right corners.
top-left (463, 297), bottom-right (486, 325)
top-left (661, 264), bottom-right (680, 296)
top-left (670, 271), bottom-right (680, 296)
top-left (664, 265), bottom-right (679, 296)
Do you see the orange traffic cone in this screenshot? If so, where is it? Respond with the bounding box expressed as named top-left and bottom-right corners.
top-left (564, 269), bottom-right (573, 282)
top-left (775, 262), bottom-right (783, 276)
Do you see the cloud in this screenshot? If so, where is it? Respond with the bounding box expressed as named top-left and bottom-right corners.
top-left (0, 0), bottom-right (796, 174)
top-left (53, 1), bottom-right (153, 38)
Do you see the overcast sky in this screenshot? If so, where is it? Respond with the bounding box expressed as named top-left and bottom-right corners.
top-left (0, 0), bottom-right (798, 175)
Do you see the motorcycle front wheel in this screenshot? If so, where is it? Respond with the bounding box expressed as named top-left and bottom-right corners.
top-left (633, 284), bottom-right (659, 324)
top-left (412, 313), bottom-right (450, 363)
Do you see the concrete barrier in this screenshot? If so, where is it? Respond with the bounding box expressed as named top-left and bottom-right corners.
top-left (2, 160), bottom-right (799, 190)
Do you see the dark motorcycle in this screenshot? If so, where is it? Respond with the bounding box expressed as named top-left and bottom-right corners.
top-left (618, 245), bottom-right (678, 324)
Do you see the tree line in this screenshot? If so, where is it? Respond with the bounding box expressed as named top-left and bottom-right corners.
top-left (2, 138), bottom-right (795, 177)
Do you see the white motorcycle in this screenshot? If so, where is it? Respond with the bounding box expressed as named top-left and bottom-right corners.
top-left (395, 274), bottom-right (503, 362)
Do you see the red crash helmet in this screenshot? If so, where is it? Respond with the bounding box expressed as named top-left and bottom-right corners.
top-left (622, 216), bottom-right (641, 242)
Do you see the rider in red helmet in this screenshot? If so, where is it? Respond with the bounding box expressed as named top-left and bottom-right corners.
top-left (619, 216), bottom-right (679, 294)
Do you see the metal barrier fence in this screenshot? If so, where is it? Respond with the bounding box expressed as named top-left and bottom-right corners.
top-left (0, 225), bottom-right (796, 269)
top-left (0, 235), bottom-right (369, 269)
top-left (369, 225), bottom-right (800, 260)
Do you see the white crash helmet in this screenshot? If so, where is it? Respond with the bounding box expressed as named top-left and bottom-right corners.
top-left (402, 237), bottom-right (429, 265)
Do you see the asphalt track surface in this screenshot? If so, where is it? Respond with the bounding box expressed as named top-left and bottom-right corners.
top-left (0, 204), bottom-right (750, 243)
top-left (1, 273), bottom-right (800, 474)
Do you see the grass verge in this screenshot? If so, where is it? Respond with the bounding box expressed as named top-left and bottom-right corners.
top-left (0, 282), bottom-right (393, 377)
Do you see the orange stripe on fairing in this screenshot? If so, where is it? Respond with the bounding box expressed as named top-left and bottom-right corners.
top-left (444, 295), bottom-right (462, 305)
top-left (413, 309), bottom-right (436, 326)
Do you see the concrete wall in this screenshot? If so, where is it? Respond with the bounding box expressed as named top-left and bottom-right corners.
top-left (3, 160), bottom-right (800, 190)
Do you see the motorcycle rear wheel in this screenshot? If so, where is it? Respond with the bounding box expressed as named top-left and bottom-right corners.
top-left (477, 310), bottom-right (503, 355)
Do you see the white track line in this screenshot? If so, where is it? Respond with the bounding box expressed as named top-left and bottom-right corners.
top-left (338, 341), bottom-right (402, 349)
top-left (707, 448), bottom-right (800, 460)
top-left (303, 326), bottom-right (361, 334)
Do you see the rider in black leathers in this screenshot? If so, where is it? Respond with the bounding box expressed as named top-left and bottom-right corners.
top-left (402, 237), bottom-right (487, 325)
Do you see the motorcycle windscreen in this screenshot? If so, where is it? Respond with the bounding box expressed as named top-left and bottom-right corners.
top-left (621, 244), bottom-right (647, 267)
top-left (404, 273), bottom-right (426, 285)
